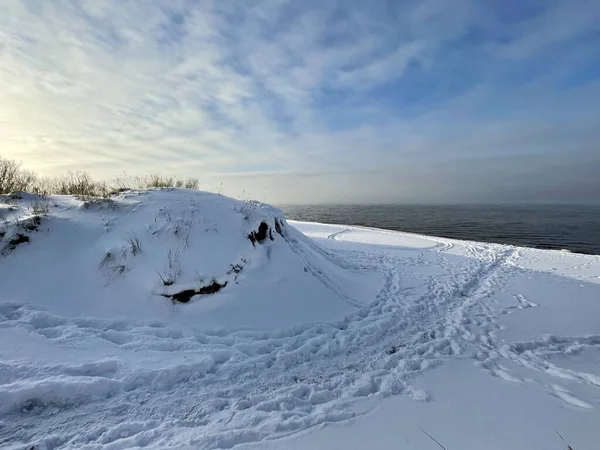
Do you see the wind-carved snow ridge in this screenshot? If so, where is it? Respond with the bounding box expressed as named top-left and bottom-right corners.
top-left (0, 191), bottom-right (599, 449)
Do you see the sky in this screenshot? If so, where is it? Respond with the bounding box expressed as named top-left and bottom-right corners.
top-left (1, 0), bottom-right (599, 204)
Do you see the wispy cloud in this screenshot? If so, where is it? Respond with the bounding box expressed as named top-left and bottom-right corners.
top-left (1, 0), bottom-right (599, 202)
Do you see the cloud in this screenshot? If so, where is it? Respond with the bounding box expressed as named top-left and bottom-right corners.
top-left (1, 0), bottom-right (599, 203)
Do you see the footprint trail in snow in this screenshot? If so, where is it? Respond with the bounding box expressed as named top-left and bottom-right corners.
top-left (1, 210), bottom-right (599, 449)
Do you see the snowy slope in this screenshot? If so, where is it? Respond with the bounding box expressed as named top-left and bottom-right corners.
top-left (1, 192), bottom-right (599, 449)
top-left (0, 190), bottom-right (377, 329)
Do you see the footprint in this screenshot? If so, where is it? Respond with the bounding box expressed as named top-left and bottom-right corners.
top-left (501, 294), bottom-right (538, 314)
top-left (35, 328), bottom-right (63, 339)
top-left (515, 294), bottom-right (538, 309)
top-left (100, 330), bottom-right (134, 345)
top-left (0, 303), bottom-right (27, 321)
top-left (26, 311), bottom-right (68, 329)
top-left (492, 365), bottom-right (522, 383)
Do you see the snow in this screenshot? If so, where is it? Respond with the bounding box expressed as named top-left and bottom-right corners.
top-left (0, 190), bottom-right (377, 329)
top-left (1, 190), bottom-right (599, 449)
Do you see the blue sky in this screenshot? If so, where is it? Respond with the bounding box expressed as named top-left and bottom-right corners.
top-left (1, 0), bottom-right (599, 203)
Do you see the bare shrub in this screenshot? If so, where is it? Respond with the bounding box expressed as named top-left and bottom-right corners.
top-left (237, 191), bottom-right (259, 220)
top-left (239, 199), bottom-right (259, 220)
top-left (146, 174), bottom-right (175, 188)
top-left (146, 175), bottom-right (199, 189)
top-left (31, 196), bottom-right (50, 215)
top-left (0, 157), bottom-right (37, 194)
top-left (158, 248), bottom-right (183, 286)
top-left (1, 157), bottom-right (201, 197)
top-left (37, 172), bottom-right (108, 197)
top-left (183, 178), bottom-right (199, 189)
top-left (111, 174), bottom-right (143, 191)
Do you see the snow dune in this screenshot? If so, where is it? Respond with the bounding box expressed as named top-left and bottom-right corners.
top-left (0, 189), bottom-right (599, 449)
top-left (0, 189), bottom-right (377, 329)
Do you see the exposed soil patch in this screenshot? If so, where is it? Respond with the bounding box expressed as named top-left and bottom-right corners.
top-left (10, 233), bottom-right (29, 247)
top-left (248, 221), bottom-right (277, 246)
top-left (7, 233), bottom-right (29, 251)
top-left (20, 216), bottom-right (42, 232)
top-left (1, 215), bottom-right (41, 255)
top-left (248, 221), bottom-right (269, 245)
top-left (162, 279), bottom-right (228, 303)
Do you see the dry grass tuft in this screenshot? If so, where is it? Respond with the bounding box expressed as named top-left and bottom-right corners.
top-left (112, 174), bottom-right (199, 191)
top-left (125, 233), bottom-right (142, 256)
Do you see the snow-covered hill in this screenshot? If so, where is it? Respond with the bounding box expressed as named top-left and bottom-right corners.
top-left (1, 190), bottom-right (599, 449)
top-left (0, 189), bottom-right (378, 330)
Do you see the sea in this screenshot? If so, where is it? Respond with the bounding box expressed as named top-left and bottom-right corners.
top-left (279, 204), bottom-right (600, 256)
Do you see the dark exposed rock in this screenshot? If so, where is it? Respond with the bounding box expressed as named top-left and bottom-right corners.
top-left (8, 233), bottom-right (29, 250)
top-left (162, 280), bottom-right (228, 303)
top-left (248, 221), bottom-right (270, 246)
top-left (20, 216), bottom-right (42, 232)
top-left (255, 222), bottom-right (269, 241)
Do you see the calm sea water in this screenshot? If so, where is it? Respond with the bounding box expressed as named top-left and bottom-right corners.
top-left (279, 205), bottom-right (600, 256)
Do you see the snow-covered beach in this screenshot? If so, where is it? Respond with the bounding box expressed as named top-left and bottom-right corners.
top-left (1, 189), bottom-right (599, 449)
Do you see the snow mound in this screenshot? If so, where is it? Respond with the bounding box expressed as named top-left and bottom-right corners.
top-left (0, 189), bottom-right (378, 330)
